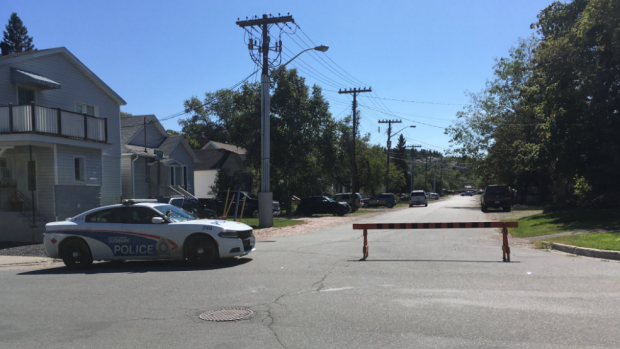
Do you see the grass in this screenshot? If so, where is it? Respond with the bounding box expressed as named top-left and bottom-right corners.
top-left (535, 232), bottom-right (620, 251)
top-left (226, 217), bottom-right (305, 229)
top-left (506, 208), bottom-right (620, 238)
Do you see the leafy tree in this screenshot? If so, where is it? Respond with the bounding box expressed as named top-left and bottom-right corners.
top-left (120, 111), bottom-right (133, 117)
top-left (3, 13), bottom-right (34, 53)
top-left (527, 0), bottom-right (620, 195)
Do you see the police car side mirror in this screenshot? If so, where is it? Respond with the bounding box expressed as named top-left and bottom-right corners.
top-left (152, 217), bottom-right (165, 224)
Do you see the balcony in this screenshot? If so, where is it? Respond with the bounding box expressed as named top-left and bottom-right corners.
top-left (0, 103), bottom-right (108, 143)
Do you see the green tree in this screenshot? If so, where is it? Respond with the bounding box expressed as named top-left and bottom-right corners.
top-left (3, 13), bottom-right (34, 53)
top-left (527, 0), bottom-right (620, 195)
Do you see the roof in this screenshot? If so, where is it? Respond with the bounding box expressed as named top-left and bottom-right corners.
top-left (193, 149), bottom-right (233, 171)
top-left (122, 136), bottom-right (199, 163)
top-left (202, 141), bottom-right (247, 155)
top-left (120, 115), bottom-right (166, 144)
top-left (0, 47), bottom-right (126, 105)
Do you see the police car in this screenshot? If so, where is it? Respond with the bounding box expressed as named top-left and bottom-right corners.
top-left (43, 199), bottom-right (255, 269)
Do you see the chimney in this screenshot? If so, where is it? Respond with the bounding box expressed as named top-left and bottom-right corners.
top-left (199, 132), bottom-right (207, 149)
top-left (0, 42), bottom-right (12, 56)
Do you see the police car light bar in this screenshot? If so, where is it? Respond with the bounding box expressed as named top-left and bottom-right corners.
top-left (123, 199), bottom-right (159, 205)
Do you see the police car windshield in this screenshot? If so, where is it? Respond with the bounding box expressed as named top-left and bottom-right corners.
top-left (153, 204), bottom-right (196, 222)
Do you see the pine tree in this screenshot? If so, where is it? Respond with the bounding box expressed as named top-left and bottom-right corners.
top-left (3, 13), bottom-right (35, 53)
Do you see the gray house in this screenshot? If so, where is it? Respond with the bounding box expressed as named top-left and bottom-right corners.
top-left (120, 115), bottom-right (199, 199)
top-left (0, 46), bottom-right (126, 242)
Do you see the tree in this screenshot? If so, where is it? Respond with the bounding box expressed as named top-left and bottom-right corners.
top-left (120, 111), bottom-right (133, 117)
top-left (527, 0), bottom-right (620, 195)
top-left (3, 13), bottom-right (34, 53)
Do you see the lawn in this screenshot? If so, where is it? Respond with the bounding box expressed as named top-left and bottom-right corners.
top-left (227, 217), bottom-right (305, 229)
top-left (536, 232), bottom-right (620, 251)
top-left (506, 208), bottom-right (620, 238)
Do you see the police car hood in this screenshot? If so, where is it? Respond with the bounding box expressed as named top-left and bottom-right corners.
top-left (175, 219), bottom-right (253, 231)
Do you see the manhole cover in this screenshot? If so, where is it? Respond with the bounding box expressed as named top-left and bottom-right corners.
top-left (199, 308), bottom-right (254, 322)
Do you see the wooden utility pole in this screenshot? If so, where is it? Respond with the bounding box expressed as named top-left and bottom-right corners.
top-left (378, 119), bottom-right (401, 192)
top-left (237, 14), bottom-right (294, 227)
top-left (406, 145), bottom-right (421, 192)
top-left (339, 87), bottom-right (371, 194)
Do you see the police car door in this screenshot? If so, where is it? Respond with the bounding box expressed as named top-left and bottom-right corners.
top-left (120, 206), bottom-right (181, 259)
top-left (82, 207), bottom-right (124, 260)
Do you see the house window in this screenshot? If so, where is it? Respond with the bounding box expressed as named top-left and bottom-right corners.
top-left (74, 157), bottom-right (85, 181)
top-left (76, 103), bottom-right (96, 116)
top-left (169, 166), bottom-right (185, 186)
top-left (18, 87), bottom-right (35, 105)
top-left (0, 158), bottom-right (10, 179)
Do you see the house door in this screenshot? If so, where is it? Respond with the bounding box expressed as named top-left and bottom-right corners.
top-left (14, 155), bottom-right (38, 207)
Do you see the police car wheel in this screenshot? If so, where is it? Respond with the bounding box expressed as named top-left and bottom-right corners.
top-left (186, 236), bottom-right (217, 265)
top-left (62, 240), bottom-right (93, 269)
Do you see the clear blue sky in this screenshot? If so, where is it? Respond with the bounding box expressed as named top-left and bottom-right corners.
top-left (6, 0), bottom-right (554, 154)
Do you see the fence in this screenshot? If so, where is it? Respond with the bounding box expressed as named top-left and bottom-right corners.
top-left (352, 221), bottom-right (519, 262)
top-left (0, 103), bottom-right (107, 143)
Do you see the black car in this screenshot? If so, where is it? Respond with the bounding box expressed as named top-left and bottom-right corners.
top-left (362, 193), bottom-right (398, 208)
top-left (297, 196), bottom-right (349, 217)
top-left (480, 185), bottom-right (512, 212)
top-left (155, 196), bottom-right (217, 219)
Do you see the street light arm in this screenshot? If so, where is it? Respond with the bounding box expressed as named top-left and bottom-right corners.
top-left (273, 45), bottom-right (329, 77)
top-left (393, 125), bottom-right (416, 137)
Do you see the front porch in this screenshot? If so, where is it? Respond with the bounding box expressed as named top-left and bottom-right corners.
top-left (0, 144), bottom-right (104, 242)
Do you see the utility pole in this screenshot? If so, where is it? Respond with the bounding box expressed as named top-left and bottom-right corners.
top-left (237, 14), bottom-right (294, 228)
top-left (339, 87), bottom-right (371, 194)
top-left (406, 145), bottom-right (421, 192)
top-left (378, 119), bottom-right (401, 192)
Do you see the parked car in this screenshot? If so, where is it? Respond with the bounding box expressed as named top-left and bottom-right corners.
top-left (155, 196), bottom-right (217, 219)
top-left (333, 193), bottom-right (363, 210)
top-left (297, 196), bottom-right (349, 216)
top-left (460, 191), bottom-right (474, 196)
top-left (362, 193), bottom-right (398, 208)
top-left (43, 199), bottom-right (255, 268)
top-left (200, 191), bottom-right (281, 218)
top-left (428, 192), bottom-right (440, 200)
top-left (409, 190), bottom-right (428, 207)
top-left (399, 194), bottom-right (409, 201)
top-left (480, 185), bottom-right (513, 212)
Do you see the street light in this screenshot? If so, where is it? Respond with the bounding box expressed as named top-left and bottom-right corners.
top-left (258, 45), bottom-right (329, 227)
top-left (386, 125), bottom-right (415, 192)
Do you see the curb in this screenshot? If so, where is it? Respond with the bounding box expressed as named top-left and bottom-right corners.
top-left (542, 242), bottom-right (620, 261)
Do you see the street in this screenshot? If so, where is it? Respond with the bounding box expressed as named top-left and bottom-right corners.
top-left (1, 195), bottom-right (620, 348)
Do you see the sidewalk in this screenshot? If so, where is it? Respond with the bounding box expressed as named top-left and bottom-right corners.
top-left (0, 255), bottom-right (58, 268)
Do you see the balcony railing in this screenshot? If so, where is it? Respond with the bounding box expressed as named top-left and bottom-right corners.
top-left (0, 103), bottom-right (108, 143)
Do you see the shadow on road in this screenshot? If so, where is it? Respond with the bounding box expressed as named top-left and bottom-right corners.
top-left (17, 258), bottom-right (253, 276)
top-left (349, 259), bottom-right (519, 263)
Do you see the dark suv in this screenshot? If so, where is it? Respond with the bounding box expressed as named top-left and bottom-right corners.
top-left (480, 185), bottom-right (512, 212)
top-left (362, 193), bottom-right (398, 208)
top-left (297, 196), bottom-right (349, 217)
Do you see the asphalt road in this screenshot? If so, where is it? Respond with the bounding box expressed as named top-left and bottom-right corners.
top-left (2, 196), bottom-right (620, 348)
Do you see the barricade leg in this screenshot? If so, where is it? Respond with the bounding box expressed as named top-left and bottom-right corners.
top-left (362, 229), bottom-right (369, 260)
top-left (502, 226), bottom-right (511, 262)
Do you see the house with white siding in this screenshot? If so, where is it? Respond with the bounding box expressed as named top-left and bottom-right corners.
top-left (120, 115), bottom-right (199, 199)
top-left (0, 46), bottom-right (126, 242)
top-left (194, 141), bottom-right (248, 199)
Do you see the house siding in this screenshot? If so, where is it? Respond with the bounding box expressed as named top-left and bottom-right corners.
top-left (56, 145), bottom-right (102, 187)
top-left (0, 52), bottom-right (122, 206)
top-left (121, 155), bottom-right (133, 199)
top-left (169, 143), bottom-right (195, 194)
top-left (195, 170), bottom-right (218, 198)
top-left (128, 123), bottom-right (165, 148)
